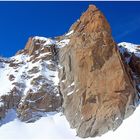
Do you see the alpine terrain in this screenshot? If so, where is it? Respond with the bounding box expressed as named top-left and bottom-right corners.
top-left (0, 5), bottom-right (140, 139)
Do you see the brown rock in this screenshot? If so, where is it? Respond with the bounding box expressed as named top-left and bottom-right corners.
top-left (27, 66), bottom-right (40, 74)
top-left (59, 5), bottom-right (136, 138)
top-left (0, 87), bottom-right (21, 109)
top-left (24, 37), bottom-right (58, 56)
top-left (0, 5), bottom-right (138, 138)
top-left (9, 74), bottom-right (15, 81)
top-left (25, 37), bottom-right (40, 55)
top-left (17, 42), bottom-right (62, 122)
top-left (0, 87), bottom-right (21, 120)
top-left (17, 91), bottom-right (62, 122)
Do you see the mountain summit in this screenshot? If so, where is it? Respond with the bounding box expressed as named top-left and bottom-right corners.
top-left (59, 5), bottom-right (137, 137)
top-left (0, 5), bottom-right (139, 138)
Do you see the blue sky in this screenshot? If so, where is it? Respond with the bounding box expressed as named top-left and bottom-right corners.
top-left (0, 1), bottom-right (140, 57)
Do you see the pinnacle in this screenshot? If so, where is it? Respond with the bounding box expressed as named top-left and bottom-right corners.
top-left (87, 4), bottom-right (98, 12)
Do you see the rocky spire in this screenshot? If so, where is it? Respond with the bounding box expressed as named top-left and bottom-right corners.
top-left (71, 4), bottom-right (111, 35)
top-left (59, 5), bottom-right (136, 138)
top-left (0, 4), bottom-right (138, 139)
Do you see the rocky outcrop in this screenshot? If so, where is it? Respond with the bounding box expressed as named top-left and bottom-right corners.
top-left (59, 5), bottom-right (136, 138)
top-left (129, 54), bottom-right (140, 75)
top-left (17, 92), bottom-right (61, 122)
top-left (16, 37), bottom-right (62, 122)
top-left (0, 4), bottom-right (139, 138)
top-left (0, 86), bottom-right (21, 121)
top-left (118, 42), bottom-right (140, 98)
top-left (0, 37), bottom-right (62, 122)
top-left (0, 57), bottom-right (21, 121)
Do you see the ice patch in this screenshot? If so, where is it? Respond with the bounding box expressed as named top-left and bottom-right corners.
top-left (57, 39), bottom-right (70, 48)
top-left (68, 82), bottom-right (75, 88)
top-left (65, 30), bottom-right (74, 36)
top-left (67, 91), bottom-right (74, 96)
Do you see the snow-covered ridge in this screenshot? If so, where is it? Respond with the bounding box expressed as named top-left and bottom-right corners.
top-left (0, 31), bottom-right (74, 123)
top-left (118, 42), bottom-right (140, 58)
top-left (65, 30), bottom-right (74, 36)
top-left (33, 30), bottom-right (74, 49)
top-left (0, 52), bottom-right (58, 96)
top-left (32, 36), bottom-right (70, 49)
top-left (0, 32), bottom-right (74, 97)
top-left (33, 36), bottom-right (56, 46)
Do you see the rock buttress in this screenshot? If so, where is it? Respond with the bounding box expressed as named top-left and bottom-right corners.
top-left (59, 5), bottom-right (136, 138)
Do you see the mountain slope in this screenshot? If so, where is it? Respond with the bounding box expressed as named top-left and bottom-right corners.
top-left (0, 35), bottom-right (71, 122)
top-left (0, 5), bottom-right (139, 139)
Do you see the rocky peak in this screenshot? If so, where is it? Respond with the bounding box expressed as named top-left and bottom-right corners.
top-left (87, 4), bottom-right (98, 11)
top-left (69, 5), bottom-right (115, 68)
top-left (0, 4), bottom-right (139, 139)
top-left (24, 36), bottom-right (57, 56)
top-left (0, 29), bottom-right (72, 122)
top-left (71, 5), bottom-right (111, 35)
top-left (59, 4), bottom-right (137, 138)
top-left (0, 35), bottom-right (63, 122)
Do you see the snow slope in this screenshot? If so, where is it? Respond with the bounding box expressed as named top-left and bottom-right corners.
top-left (0, 35), bottom-right (71, 97)
top-left (0, 35), bottom-right (72, 122)
top-left (0, 105), bottom-right (140, 140)
top-left (118, 42), bottom-right (140, 58)
top-left (0, 53), bottom-right (59, 96)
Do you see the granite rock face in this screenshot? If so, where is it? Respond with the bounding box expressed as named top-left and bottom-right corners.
top-left (0, 4), bottom-right (138, 138)
top-left (59, 5), bottom-right (136, 138)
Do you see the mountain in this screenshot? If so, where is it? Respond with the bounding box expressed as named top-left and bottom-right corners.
top-left (0, 35), bottom-right (70, 122)
top-left (0, 4), bottom-right (139, 139)
top-left (59, 5), bottom-right (138, 138)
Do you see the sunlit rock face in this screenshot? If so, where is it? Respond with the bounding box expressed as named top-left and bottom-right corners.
top-left (59, 5), bottom-right (137, 138)
top-left (0, 4), bottom-right (139, 138)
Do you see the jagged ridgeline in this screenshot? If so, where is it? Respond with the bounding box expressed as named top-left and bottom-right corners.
top-left (0, 5), bottom-right (139, 138)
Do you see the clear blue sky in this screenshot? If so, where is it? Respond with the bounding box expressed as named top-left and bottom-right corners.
top-left (0, 1), bottom-right (140, 57)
